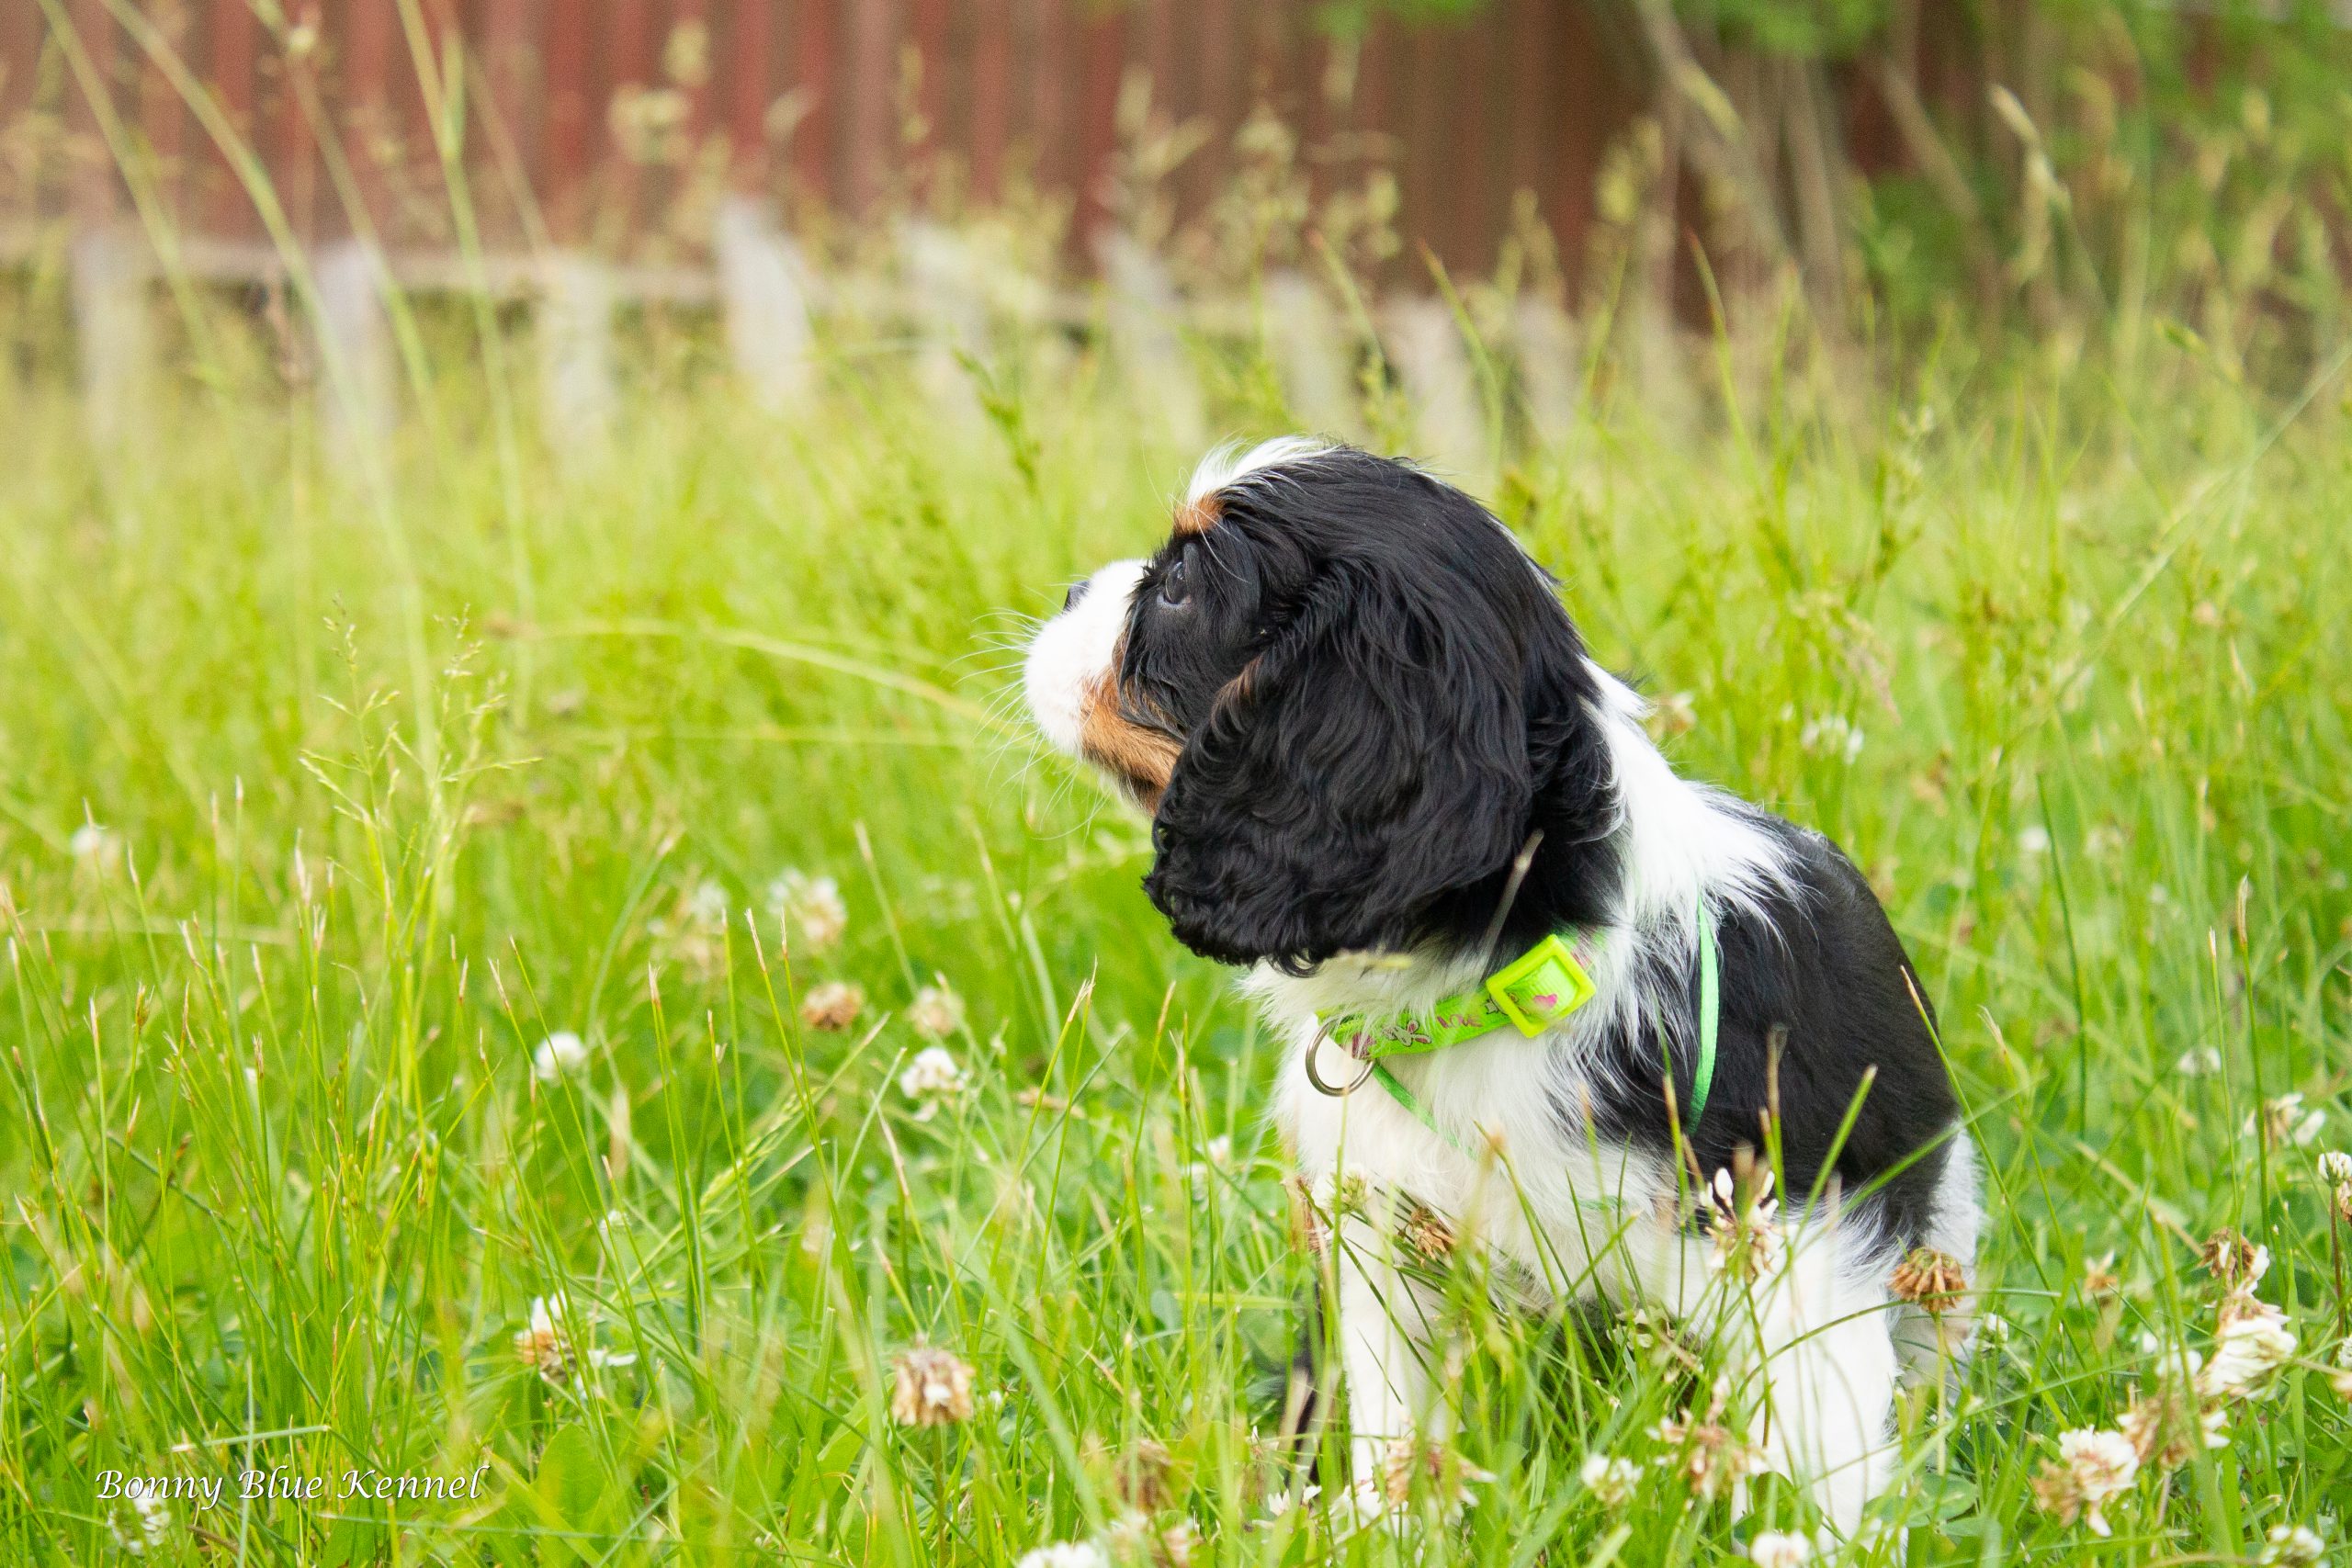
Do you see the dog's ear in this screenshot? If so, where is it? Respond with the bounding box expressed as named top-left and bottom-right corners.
top-left (1143, 563), bottom-right (1532, 967)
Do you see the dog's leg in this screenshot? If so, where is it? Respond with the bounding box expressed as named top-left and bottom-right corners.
top-left (1750, 1243), bottom-right (1901, 1538)
top-left (1334, 1215), bottom-right (1445, 1483)
top-left (1618, 1212), bottom-right (1899, 1536)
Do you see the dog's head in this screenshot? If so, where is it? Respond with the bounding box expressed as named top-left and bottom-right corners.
top-left (1023, 440), bottom-right (1618, 971)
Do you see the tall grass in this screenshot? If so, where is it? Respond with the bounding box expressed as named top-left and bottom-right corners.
top-left (0, 272), bottom-right (2348, 1565)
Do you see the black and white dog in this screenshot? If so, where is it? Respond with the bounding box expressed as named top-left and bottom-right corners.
top-left (1022, 440), bottom-right (1977, 1531)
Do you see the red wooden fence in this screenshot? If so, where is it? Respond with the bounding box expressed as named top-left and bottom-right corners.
top-left (1, 1), bottom-right (1645, 283)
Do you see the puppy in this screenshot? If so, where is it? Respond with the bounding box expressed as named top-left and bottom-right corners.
top-left (1022, 440), bottom-right (1977, 1532)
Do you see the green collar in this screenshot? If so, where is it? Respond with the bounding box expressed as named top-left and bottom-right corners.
top-left (1314, 895), bottom-right (1723, 1152)
top-left (1322, 931), bottom-right (1605, 1058)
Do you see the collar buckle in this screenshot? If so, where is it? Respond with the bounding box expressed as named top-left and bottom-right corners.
top-left (1483, 933), bottom-right (1599, 1036)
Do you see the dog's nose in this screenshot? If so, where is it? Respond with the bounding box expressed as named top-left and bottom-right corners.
top-left (1062, 578), bottom-right (1091, 612)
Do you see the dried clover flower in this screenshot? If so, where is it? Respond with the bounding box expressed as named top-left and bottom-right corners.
top-left (799, 980), bottom-right (865, 1032)
top-left (1892, 1246), bottom-right (1969, 1312)
top-left (889, 1345), bottom-right (976, 1427)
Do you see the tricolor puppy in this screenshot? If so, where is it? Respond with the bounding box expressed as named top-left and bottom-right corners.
top-left (1022, 440), bottom-right (1977, 1532)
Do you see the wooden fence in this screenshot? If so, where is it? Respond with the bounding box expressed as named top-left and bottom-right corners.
top-left (4, 1), bottom-right (1645, 277)
top-left (4, 2), bottom-right (1679, 468)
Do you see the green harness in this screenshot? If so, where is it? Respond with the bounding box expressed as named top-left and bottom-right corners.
top-left (1311, 895), bottom-right (1723, 1156)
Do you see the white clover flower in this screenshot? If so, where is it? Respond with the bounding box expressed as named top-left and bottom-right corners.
top-left (767, 870), bottom-right (848, 952)
top-left (799, 980), bottom-right (865, 1032)
top-left (1261, 1482), bottom-right (1320, 1520)
top-left (1322, 1476), bottom-right (1410, 1535)
top-left (514, 1293), bottom-right (575, 1382)
top-left (1798, 714), bottom-right (1865, 762)
top-left (2176, 1045), bottom-right (2223, 1077)
top-left (1579, 1452), bottom-right (1638, 1507)
top-left (898, 1045), bottom-right (968, 1120)
top-left (1013, 1542), bottom-right (1109, 1568)
top-left (684, 879), bottom-right (729, 931)
top-left (2259, 1524), bottom-right (2326, 1565)
top-left (532, 1031), bottom-right (591, 1083)
top-left (2319, 1151), bottom-right (2352, 1184)
top-left (129, 1488), bottom-right (170, 1547)
top-left (2250, 1093), bottom-right (2327, 1147)
top-left (2199, 1300), bottom-right (2297, 1399)
top-left (1748, 1530), bottom-right (1811, 1567)
top-left (69, 820), bottom-right (122, 874)
top-left (907, 983), bottom-right (967, 1040)
top-left (2030, 1427), bottom-right (2139, 1536)
top-left (1702, 1166), bottom-right (1786, 1283)
top-left (2018, 825), bottom-right (2052, 855)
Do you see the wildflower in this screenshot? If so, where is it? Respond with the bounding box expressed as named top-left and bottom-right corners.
top-left (889, 1345), bottom-right (975, 1427)
top-left (1798, 713), bottom-right (1865, 762)
top-left (1204, 1134), bottom-right (1232, 1167)
top-left (1396, 1197), bottom-right (1456, 1263)
top-left (1891, 1246), bottom-right (1969, 1312)
top-left (2259, 1525), bottom-right (2327, 1565)
top-left (2029, 1427), bottom-right (2138, 1536)
top-left (129, 1487), bottom-right (170, 1549)
top-left (2119, 1345), bottom-right (2227, 1469)
top-left (2078, 1251), bottom-right (2122, 1300)
top-left (2320, 1152), bottom-right (2352, 1222)
top-left (648, 878), bottom-right (731, 976)
top-left (2199, 1299), bottom-right (2296, 1398)
top-left (1102, 1512), bottom-right (1197, 1566)
top-left (1014, 1542), bottom-right (1109, 1568)
top-left (767, 870), bottom-right (848, 953)
top-left (2200, 1228), bottom-right (2270, 1293)
top-left (514, 1294), bottom-right (575, 1382)
top-left (2175, 1045), bottom-right (2222, 1077)
top-left (531, 1031), bottom-right (591, 1083)
top-left (1645, 690), bottom-right (1698, 739)
top-left (1375, 1436), bottom-right (1491, 1514)
top-left (908, 982), bottom-right (967, 1040)
top-left (1261, 1483), bottom-right (1319, 1520)
top-left (1579, 1452), bottom-right (1638, 1507)
top-left (1623, 1303), bottom-right (1705, 1375)
top-left (898, 1045), bottom-right (968, 1119)
top-left (1101, 1438), bottom-right (1173, 1512)
top-left (1748, 1531), bottom-right (1812, 1567)
top-left (799, 980), bottom-right (865, 1032)
top-left (1323, 1476), bottom-right (1410, 1535)
top-left (69, 821), bottom-right (120, 872)
top-left (2018, 825), bottom-right (2052, 855)
top-left (2251, 1093), bottom-right (2327, 1148)
top-left (1702, 1165), bottom-right (1786, 1284)
top-left (1652, 1382), bottom-right (1768, 1503)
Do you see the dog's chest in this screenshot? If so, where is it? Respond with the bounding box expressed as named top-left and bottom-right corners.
top-left (1259, 996), bottom-right (1674, 1283)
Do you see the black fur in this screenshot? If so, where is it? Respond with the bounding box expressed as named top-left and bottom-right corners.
top-left (1124, 446), bottom-right (1958, 1244)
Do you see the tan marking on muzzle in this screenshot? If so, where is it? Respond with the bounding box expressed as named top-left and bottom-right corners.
top-left (1079, 668), bottom-right (1182, 810)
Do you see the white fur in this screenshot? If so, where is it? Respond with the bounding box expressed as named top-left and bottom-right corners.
top-left (1183, 436), bottom-right (1336, 508)
top-left (1023, 558), bottom-right (1145, 756)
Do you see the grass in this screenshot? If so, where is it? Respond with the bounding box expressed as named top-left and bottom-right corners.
top-left (0, 285), bottom-right (2347, 1566)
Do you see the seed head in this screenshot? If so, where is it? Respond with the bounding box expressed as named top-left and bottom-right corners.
top-left (889, 1345), bottom-right (976, 1427)
top-left (799, 980), bottom-right (865, 1032)
top-left (1891, 1247), bottom-right (1969, 1312)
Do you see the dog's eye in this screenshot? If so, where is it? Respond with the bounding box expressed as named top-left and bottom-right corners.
top-left (1158, 552), bottom-right (1192, 607)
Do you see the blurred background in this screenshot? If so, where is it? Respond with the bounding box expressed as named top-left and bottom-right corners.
top-left (5, 1), bottom-right (2349, 467)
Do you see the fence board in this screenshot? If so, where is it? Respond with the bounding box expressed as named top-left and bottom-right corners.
top-left (10, 0), bottom-right (1663, 290)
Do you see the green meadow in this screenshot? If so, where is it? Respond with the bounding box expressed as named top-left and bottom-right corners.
top-left (0, 294), bottom-right (2347, 1564)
